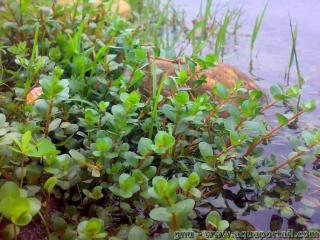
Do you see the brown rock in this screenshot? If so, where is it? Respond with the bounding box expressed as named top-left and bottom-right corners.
top-left (140, 58), bottom-right (258, 97)
top-left (195, 63), bottom-right (258, 93)
top-left (110, 0), bottom-right (132, 19)
top-left (56, 0), bottom-right (132, 19)
top-left (139, 59), bottom-right (176, 96)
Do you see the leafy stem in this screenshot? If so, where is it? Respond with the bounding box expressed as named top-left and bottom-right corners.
top-left (243, 110), bottom-right (304, 157)
top-left (272, 142), bottom-right (317, 173)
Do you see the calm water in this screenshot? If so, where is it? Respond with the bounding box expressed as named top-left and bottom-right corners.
top-left (173, 0), bottom-right (320, 126)
top-left (173, 0), bottom-right (320, 230)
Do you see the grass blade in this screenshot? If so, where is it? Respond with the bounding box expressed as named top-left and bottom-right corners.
top-left (250, 3), bottom-right (267, 51)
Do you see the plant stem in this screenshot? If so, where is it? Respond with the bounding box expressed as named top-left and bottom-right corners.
top-left (172, 213), bottom-right (178, 230)
top-left (138, 152), bottom-right (153, 169)
top-left (44, 98), bottom-right (54, 137)
top-left (272, 151), bottom-right (305, 173)
top-left (156, 152), bottom-right (168, 176)
top-left (38, 211), bottom-right (50, 238)
top-left (164, 196), bottom-right (178, 230)
top-left (272, 142), bottom-right (317, 173)
top-left (14, 224), bottom-right (17, 240)
top-left (20, 155), bottom-right (24, 188)
top-left (243, 110), bottom-right (304, 157)
top-left (172, 109), bottom-right (180, 137)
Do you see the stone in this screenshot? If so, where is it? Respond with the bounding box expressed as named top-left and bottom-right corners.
top-left (139, 58), bottom-right (259, 97)
top-left (56, 0), bottom-right (132, 19)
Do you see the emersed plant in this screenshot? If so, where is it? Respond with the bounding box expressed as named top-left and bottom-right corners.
top-left (148, 176), bottom-right (196, 231)
top-left (0, 0), bottom-right (319, 239)
top-left (249, 3), bottom-right (267, 72)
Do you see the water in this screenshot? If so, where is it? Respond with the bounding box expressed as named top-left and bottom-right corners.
top-left (173, 0), bottom-right (320, 126)
top-left (172, 0), bottom-right (320, 231)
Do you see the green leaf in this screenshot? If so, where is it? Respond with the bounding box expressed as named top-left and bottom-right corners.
top-left (177, 70), bottom-right (188, 85)
top-left (173, 91), bottom-right (189, 106)
top-left (121, 91), bottom-right (141, 109)
top-left (286, 86), bottom-right (301, 97)
top-left (276, 113), bottom-right (288, 125)
top-left (10, 198), bottom-right (30, 226)
top-left (85, 109), bottom-right (99, 125)
top-left (243, 121), bottom-right (266, 135)
top-left (49, 47), bottom-right (61, 61)
top-left (213, 83), bottom-right (228, 99)
top-left (218, 220), bottom-right (229, 231)
top-left (84, 186), bottom-right (104, 200)
top-left (119, 174), bottom-right (134, 189)
top-left (20, 0), bottom-right (31, 14)
top-left (301, 100), bottom-right (317, 112)
top-left (44, 176), bottom-right (58, 194)
top-left (48, 118), bottom-right (61, 132)
top-left (98, 101), bottom-right (110, 112)
top-left (270, 84), bottom-right (285, 100)
top-left (302, 131), bottom-right (316, 147)
top-left (153, 177), bottom-right (168, 197)
top-left (138, 138), bottom-right (153, 156)
top-left (12, 212), bottom-right (32, 226)
top-left (205, 211), bottom-right (221, 229)
top-left (128, 226), bottom-right (148, 240)
top-left (189, 188), bottom-right (201, 199)
top-left (0, 182), bottom-right (20, 201)
top-left (295, 180), bottom-right (308, 194)
top-left (117, 174), bottom-right (139, 197)
top-left (204, 54), bottom-right (218, 66)
top-left (27, 198), bottom-right (41, 216)
top-left (69, 149), bottom-right (86, 164)
top-left (201, 163), bottom-right (215, 171)
top-left (199, 142), bottom-right (213, 159)
top-left (171, 199), bottom-right (195, 214)
top-left (241, 100), bottom-right (259, 117)
top-left (78, 218), bottom-right (106, 238)
top-left (263, 196), bottom-right (275, 208)
top-left (188, 172), bottom-right (200, 188)
top-left (257, 175), bottom-right (272, 188)
top-left (218, 162), bottom-right (234, 171)
top-left (96, 137), bottom-right (113, 152)
top-left (154, 131), bottom-right (175, 154)
top-left (40, 67), bottom-right (68, 100)
top-left (37, 138), bottom-right (59, 156)
top-left (280, 207), bottom-right (294, 218)
top-left (133, 69), bottom-right (145, 83)
top-left (230, 130), bottom-right (239, 146)
top-left (22, 131), bottom-right (32, 149)
top-left (149, 207), bottom-right (172, 222)
top-left (91, 186), bottom-right (103, 199)
top-left (135, 48), bottom-right (147, 61)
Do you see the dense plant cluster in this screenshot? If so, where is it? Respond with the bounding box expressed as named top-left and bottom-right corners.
top-left (0, 0), bottom-right (319, 239)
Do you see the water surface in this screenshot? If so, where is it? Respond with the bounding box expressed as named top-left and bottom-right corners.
top-left (173, 0), bottom-right (320, 126)
top-left (173, 0), bottom-right (320, 230)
